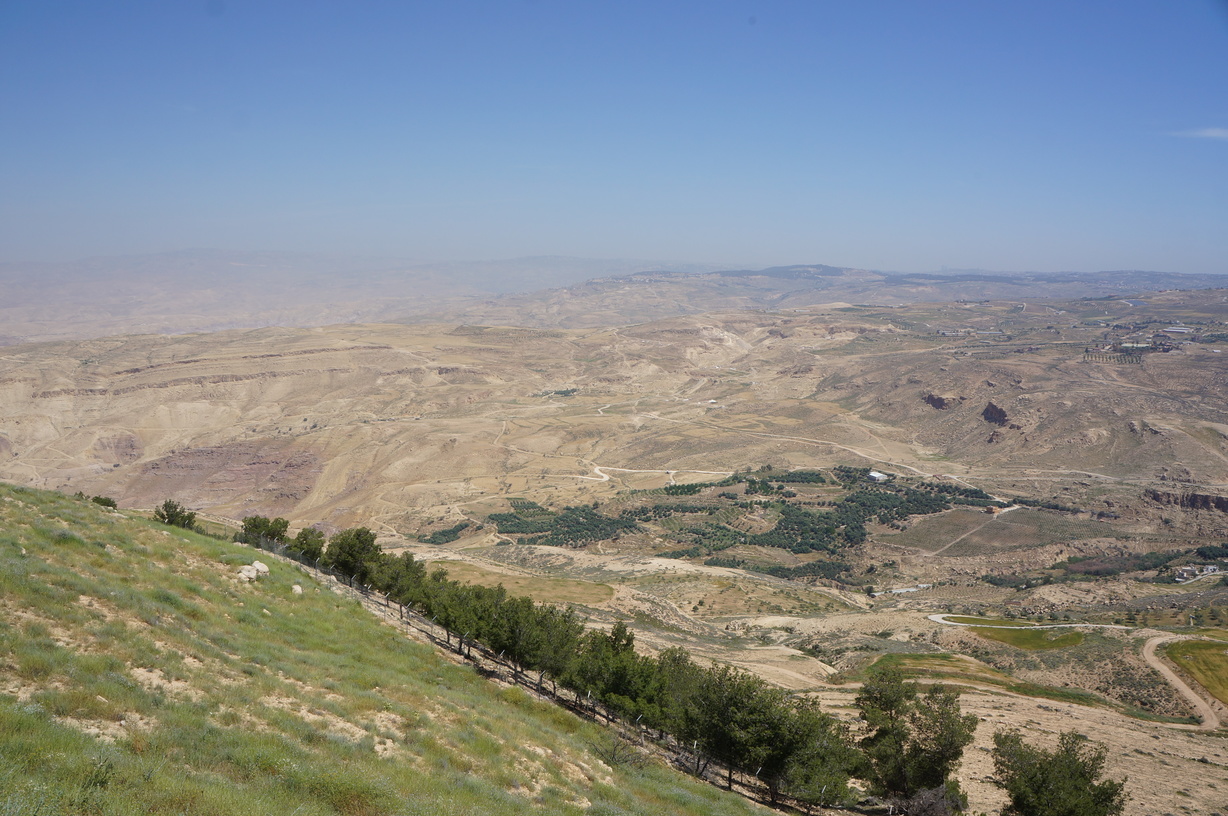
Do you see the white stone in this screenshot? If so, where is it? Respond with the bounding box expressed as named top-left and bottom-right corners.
top-left (252, 560), bottom-right (270, 576)
top-left (291, 584), bottom-right (303, 595)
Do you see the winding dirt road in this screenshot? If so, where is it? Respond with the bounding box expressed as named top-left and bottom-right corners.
top-left (1141, 635), bottom-right (1220, 731)
top-left (927, 613), bottom-right (1130, 630)
top-left (929, 615), bottom-right (1221, 731)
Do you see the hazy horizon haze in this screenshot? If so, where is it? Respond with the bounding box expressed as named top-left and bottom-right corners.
top-left (2, 1), bottom-right (1226, 274)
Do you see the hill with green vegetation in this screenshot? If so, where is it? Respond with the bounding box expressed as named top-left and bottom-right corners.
top-left (0, 482), bottom-right (772, 816)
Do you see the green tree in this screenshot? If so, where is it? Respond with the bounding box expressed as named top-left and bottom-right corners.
top-left (237, 515), bottom-right (289, 545)
top-left (682, 664), bottom-right (771, 788)
top-left (779, 702), bottom-right (858, 809)
top-left (424, 572), bottom-right (494, 655)
top-left (641, 646), bottom-right (703, 736)
top-left (753, 694), bottom-right (856, 806)
top-left (382, 551), bottom-right (427, 604)
top-left (90, 495), bottom-right (117, 509)
top-left (288, 527), bottom-right (326, 562)
top-left (323, 527), bottom-right (382, 585)
top-left (488, 594), bottom-right (540, 678)
top-left (908, 684), bottom-right (979, 792)
top-left (855, 666), bottom-right (976, 807)
top-left (531, 604), bottom-right (584, 693)
top-left (569, 622), bottom-right (649, 721)
top-left (153, 499), bottom-right (196, 530)
top-left (992, 730), bottom-right (1127, 816)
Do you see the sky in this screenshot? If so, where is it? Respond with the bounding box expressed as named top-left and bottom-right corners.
top-left (1, 1), bottom-right (1226, 274)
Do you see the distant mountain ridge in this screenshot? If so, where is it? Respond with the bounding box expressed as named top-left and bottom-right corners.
top-left (2, 249), bottom-right (1222, 344)
top-left (436, 264), bottom-right (1227, 329)
top-left (0, 250), bottom-right (723, 345)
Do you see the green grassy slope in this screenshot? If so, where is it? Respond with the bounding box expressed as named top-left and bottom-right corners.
top-left (0, 483), bottom-right (766, 816)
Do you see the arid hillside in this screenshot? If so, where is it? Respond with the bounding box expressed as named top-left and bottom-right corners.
top-left (1, 292), bottom-right (1225, 538)
top-left (4, 291), bottom-right (1228, 816)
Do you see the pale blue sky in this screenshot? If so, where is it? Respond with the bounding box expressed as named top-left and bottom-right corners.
top-left (2, 1), bottom-right (1226, 273)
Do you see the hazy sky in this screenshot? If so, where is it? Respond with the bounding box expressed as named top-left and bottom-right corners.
top-left (2, 1), bottom-right (1226, 273)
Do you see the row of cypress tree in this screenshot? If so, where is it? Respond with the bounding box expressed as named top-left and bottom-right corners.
top-left (232, 514), bottom-right (1126, 815)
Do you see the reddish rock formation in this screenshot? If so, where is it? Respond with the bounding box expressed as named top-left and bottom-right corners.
top-left (1145, 489), bottom-right (1228, 513)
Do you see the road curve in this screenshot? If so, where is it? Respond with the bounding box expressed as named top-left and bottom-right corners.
top-left (1142, 635), bottom-right (1220, 731)
top-left (927, 613), bottom-right (1130, 630)
top-left (928, 615), bottom-right (1220, 730)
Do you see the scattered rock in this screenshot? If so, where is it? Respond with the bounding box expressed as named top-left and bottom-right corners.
top-left (292, 584), bottom-right (303, 595)
top-left (236, 561), bottom-right (271, 581)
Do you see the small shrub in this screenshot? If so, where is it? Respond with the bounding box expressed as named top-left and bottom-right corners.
top-left (153, 500), bottom-right (196, 530)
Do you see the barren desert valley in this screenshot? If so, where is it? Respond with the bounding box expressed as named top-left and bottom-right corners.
top-left (4, 261), bottom-right (1228, 815)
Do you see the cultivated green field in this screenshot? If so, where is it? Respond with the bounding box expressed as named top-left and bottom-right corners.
top-left (943, 615), bottom-right (1038, 627)
top-left (1166, 640), bottom-right (1228, 706)
top-left (971, 627), bottom-right (1084, 650)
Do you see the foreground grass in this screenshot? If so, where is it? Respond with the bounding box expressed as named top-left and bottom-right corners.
top-left (0, 483), bottom-right (766, 816)
top-left (1166, 640), bottom-right (1228, 706)
top-left (971, 627), bottom-right (1084, 650)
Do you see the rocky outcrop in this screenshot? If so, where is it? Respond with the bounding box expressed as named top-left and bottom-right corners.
top-left (92, 433), bottom-right (143, 464)
top-left (1129, 420), bottom-right (1164, 436)
top-left (1145, 489), bottom-right (1228, 513)
top-left (923, 393), bottom-right (959, 410)
top-left (982, 402), bottom-right (1009, 426)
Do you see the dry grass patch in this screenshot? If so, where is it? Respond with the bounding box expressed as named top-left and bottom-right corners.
top-left (628, 573), bottom-right (844, 618)
top-left (881, 508), bottom-right (1123, 556)
top-left (435, 561), bottom-right (614, 605)
top-left (879, 509), bottom-right (992, 552)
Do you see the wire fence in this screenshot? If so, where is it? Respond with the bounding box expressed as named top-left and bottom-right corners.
top-left (240, 534), bottom-right (832, 814)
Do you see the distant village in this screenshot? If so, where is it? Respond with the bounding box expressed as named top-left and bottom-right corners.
top-left (1175, 563), bottom-right (1221, 583)
top-left (1088, 322), bottom-right (1204, 355)
top-left (932, 320), bottom-right (1223, 358)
